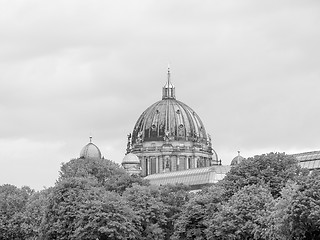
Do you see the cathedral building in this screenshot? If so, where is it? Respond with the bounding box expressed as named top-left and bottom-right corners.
top-left (70, 67), bottom-right (320, 191)
top-left (125, 68), bottom-right (219, 177)
top-left (121, 68), bottom-right (230, 189)
top-left (74, 69), bottom-right (320, 190)
top-left (66, 68), bottom-right (320, 190)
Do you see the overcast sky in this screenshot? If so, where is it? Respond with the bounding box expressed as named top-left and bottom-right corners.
top-left (1, 0), bottom-right (319, 190)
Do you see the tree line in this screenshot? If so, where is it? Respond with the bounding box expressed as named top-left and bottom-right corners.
top-left (1, 153), bottom-right (319, 239)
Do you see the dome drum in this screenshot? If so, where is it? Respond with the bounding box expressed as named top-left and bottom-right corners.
top-left (133, 153), bottom-right (217, 176)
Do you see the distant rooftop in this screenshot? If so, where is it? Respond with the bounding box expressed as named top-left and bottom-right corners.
top-left (292, 150), bottom-right (320, 170)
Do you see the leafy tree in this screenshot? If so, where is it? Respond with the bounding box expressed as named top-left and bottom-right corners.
top-left (283, 171), bottom-right (320, 239)
top-left (59, 158), bottom-right (125, 184)
top-left (220, 152), bottom-right (304, 198)
top-left (41, 177), bottom-right (138, 240)
top-left (0, 184), bottom-right (34, 240)
top-left (158, 184), bottom-right (190, 239)
top-left (123, 184), bottom-right (168, 240)
top-left (172, 185), bottom-right (226, 240)
top-left (103, 173), bottom-right (149, 194)
top-left (260, 181), bottom-right (299, 240)
top-left (206, 184), bottom-right (274, 240)
top-left (59, 158), bottom-right (148, 194)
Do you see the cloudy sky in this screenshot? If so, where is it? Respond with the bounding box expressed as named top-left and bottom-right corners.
top-left (1, 0), bottom-right (319, 190)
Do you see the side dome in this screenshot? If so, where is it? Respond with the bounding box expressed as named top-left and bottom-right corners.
top-left (80, 138), bottom-right (102, 159)
top-left (132, 99), bottom-right (208, 144)
top-left (231, 151), bottom-right (244, 166)
top-left (122, 153), bottom-right (140, 164)
top-left (122, 153), bottom-right (141, 175)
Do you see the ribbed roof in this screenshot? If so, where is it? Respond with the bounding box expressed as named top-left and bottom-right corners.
top-left (292, 150), bottom-right (320, 170)
top-left (80, 142), bottom-right (102, 159)
top-left (231, 153), bottom-right (244, 165)
top-left (144, 166), bottom-right (230, 186)
top-left (293, 150), bottom-right (320, 161)
top-left (132, 99), bottom-right (208, 143)
top-left (131, 68), bottom-right (211, 145)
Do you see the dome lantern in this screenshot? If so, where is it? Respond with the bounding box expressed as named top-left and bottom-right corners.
top-left (162, 66), bottom-right (175, 99)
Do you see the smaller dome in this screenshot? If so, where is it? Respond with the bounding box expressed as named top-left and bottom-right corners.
top-left (80, 141), bottom-right (102, 159)
top-left (122, 153), bottom-right (140, 164)
top-left (231, 151), bottom-right (244, 166)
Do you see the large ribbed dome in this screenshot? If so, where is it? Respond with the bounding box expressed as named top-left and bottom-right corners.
top-left (132, 99), bottom-right (208, 144)
top-left (132, 67), bottom-right (208, 144)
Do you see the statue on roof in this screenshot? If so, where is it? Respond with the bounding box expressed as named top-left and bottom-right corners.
top-left (126, 133), bottom-right (132, 153)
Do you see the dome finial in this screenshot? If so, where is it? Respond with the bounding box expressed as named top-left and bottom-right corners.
top-left (167, 64), bottom-right (171, 85)
top-left (89, 135), bottom-right (92, 143)
top-left (162, 65), bottom-right (175, 99)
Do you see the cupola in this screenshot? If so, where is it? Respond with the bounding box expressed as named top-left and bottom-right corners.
top-left (122, 153), bottom-right (141, 175)
top-left (80, 136), bottom-right (102, 159)
top-left (231, 151), bottom-right (244, 166)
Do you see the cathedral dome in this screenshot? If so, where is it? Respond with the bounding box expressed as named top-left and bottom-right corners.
top-left (80, 137), bottom-right (102, 159)
top-left (131, 68), bottom-right (208, 144)
top-left (132, 99), bottom-right (208, 143)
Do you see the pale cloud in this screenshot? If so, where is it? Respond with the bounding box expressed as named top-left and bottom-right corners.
top-left (0, 138), bottom-right (64, 190)
top-left (0, 0), bottom-right (319, 189)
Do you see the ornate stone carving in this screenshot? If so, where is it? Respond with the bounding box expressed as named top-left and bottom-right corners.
top-left (136, 131), bottom-right (143, 144)
top-left (126, 133), bottom-right (132, 153)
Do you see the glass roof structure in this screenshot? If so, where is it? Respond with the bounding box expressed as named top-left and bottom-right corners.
top-left (144, 165), bottom-right (230, 190)
top-left (292, 151), bottom-right (320, 170)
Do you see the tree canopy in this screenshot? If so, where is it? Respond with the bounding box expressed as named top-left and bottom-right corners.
top-left (41, 177), bottom-right (138, 240)
top-left (2, 152), bottom-right (319, 240)
top-left (0, 184), bottom-right (34, 240)
top-left (59, 157), bottom-right (149, 193)
top-left (220, 152), bottom-right (304, 198)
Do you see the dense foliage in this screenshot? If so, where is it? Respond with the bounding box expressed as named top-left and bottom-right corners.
top-left (1, 152), bottom-right (319, 240)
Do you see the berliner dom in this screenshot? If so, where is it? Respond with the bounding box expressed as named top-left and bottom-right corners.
top-left (126, 68), bottom-right (219, 176)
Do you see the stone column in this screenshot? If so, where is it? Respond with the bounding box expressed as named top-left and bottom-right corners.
top-left (159, 156), bottom-right (163, 173)
top-left (156, 156), bottom-right (159, 173)
top-left (148, 158), bottom-right (151, 175)
top-left (172, 155), bottom-right (177, 171)
top-left (191, 156), bottom-right (196, 169)
top-left (141, 157), bottom-right (147, 176)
